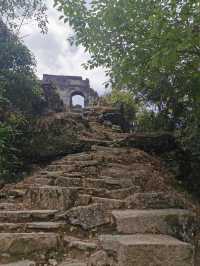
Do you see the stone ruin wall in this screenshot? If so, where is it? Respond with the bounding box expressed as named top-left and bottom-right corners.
top-left (42, 74), bottom-right (98, 111)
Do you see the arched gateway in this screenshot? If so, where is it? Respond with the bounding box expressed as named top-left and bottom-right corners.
top-left (42, 74), bottom-right (98, 110)
top-left (70, 91), bottom-right (86, 108)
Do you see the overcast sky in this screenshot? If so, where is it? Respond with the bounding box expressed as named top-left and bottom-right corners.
top-left (22, 0), bottom-right (108, 96)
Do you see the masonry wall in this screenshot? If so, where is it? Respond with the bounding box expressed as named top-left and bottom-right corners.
top-left (43, 74), bottom-right (98, 109)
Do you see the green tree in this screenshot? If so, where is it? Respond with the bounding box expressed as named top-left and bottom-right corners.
top-left (0, 21), bottom-right (44, 182)
top-left (0, 20), bottom-right (43, 115)
top-left (55, 0), bottom-right (200, 130)
top-left (106, 89), bottom-right (137, 123)
top-left (0, 0), bottom-right (48, 33)
top-left (0, 1), bottom-right (48, 183)
top-left (0, 19), bottom-right (34, 72)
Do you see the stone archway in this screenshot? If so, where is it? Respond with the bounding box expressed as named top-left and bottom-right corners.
top-left (42, 75), bottom-right (99, 110)
top-left (72, 94), bottom-right (85, 108)
top-left (70, 91), bottom-right (87, 109)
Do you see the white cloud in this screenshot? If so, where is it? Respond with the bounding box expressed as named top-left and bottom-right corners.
top-left (21, 0), bottom-right (108, 95)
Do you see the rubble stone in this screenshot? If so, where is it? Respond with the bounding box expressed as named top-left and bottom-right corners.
top-left (60, 204), bottom-right (110, 230)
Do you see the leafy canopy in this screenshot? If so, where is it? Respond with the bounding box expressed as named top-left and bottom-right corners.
top-left (55, 0), bottom-right (200, 130)
top-left (105, 89), bottom-right (138, 123)
top-left (0, 0), bottom-right (48, 33)
top-left (0, 20), bottom-right (35, 72)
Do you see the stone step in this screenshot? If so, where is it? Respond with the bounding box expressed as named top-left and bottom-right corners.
top-left (59, 259), bottom-right (87, 266)
top-left (63, 235), bottom-right (97, 260)
top-left (64, 236), bottom-right (97, 251)
top-left (15, 176), bottom-right (53, 189)
top-left (0, 222), bottom-right (66, 232)
top-left (0, 203), bottom-right (18, 210)
top-left (2, 260), bottom-right (36, 266)
top-left (85, 186), bottom-right (139, 199)
top-left (0, 210), bottom-right (58, 222)
top-left (54, 160), bottom-right (99, 167)
top-left (46, 165), bottom-right (77, 172)
top-left (41, 171), bottom-right (96, 180)
top-left (54, 177), bottom-right (82, 187)
top-left (126, 192), bottom-right (186, 209)
top-left (31, 177), bottom-right (52, 186)
top-left (83, 177), bottom-right (133, 190)
top-left (26, 186), bottom-right (77, 211)
top-left (39, 172), bottom-right (87, 182)
top-left (62, 172), bottom-right (87, 179)
top-left (91, 145), bottom-right (124, 154)
top-left (62, 186), bottom-right (138, 199)
top-left (108, 187), bottom-right (139, 199)
top-left (53, 186), bottom-right (108, 198)
top-left (74, 194), bottom-right (128, 209)
top-left (46, 160), bottom-right (99, 172)
top-left (79, 138), bottom-right (113, 146)
top-left (7, 189), bottom-right (26, 198)
top-left (54, 176), bottom-right (133, 190)
top-left (26, 185), bottom-right (115, 206)
top-left (46, 166), bottom-right (99, 177)
top-left (40, 170), bottom-right (67, 178)
top-left (0, 189), bottom-right (26, 201)
top-left (112, 209), bottom-right (194, 237)
top-left (23, 222), bottom-right (66, 231)
top-left (95, 234), bottom-right (194, 266)
top-left (91, 197), bottom-right (126, 209)
top-left (54, 155), bottom-right (93, 164)
top-left (60, 153), bottom-right (93, 161)
top-left (0, 233), bottom-right (61, 263)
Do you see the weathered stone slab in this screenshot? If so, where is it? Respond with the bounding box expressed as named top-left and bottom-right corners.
top-left (26, 186), bottom-right (77, 210)
top-left (92, 197), bottom-right (125, 209)
top-left (82, 178), bottom-right (109, 189)
top-left (0, 223), bottom-right (23, 231)
top-left (3, 260), bottom-right (36, 266)
top-left (0, 203), bottom-right (16, 210)
top-left (0, 210), bottom-right (58, 222)
top-left (0, 233), bottom-right (61, 257)
top-left (0, 222), bottom-right (66, 232)
top-left (34, 177), bottom-right (52, 186)
top-left (59, 261), bottom-right (87, 266)
top-left (55, 177), bottom-right (82, 187)
top-left (67, 238), bottom-right (97, 251)
top-left (8, 189), bottom-right (26, 198)
top-left (102, 176), bottom-right (133, 189)
top-left (126, 192), bottom-right (186, 209)
top-left (81, 177), bottom-right (133, 190)
top-left (112, 209), bottom-right (194, 239)
top-left (64, 187), bottom-right (108, 198)
top-left (108, 187), bottom-right (139, 199)
top-left (98, 234), bottom-right (194, 266)
top-left (88, 250), bottom-right (116, 266)
top-left (119, 235), bottom-right (194, 266)
top-left (47, 165), bottom-right (74, 172)
top-left (26, 222), bottom-right (66, 230)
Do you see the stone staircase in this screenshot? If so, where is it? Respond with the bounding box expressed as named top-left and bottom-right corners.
top-left (0, 108), bottom-right (198, 265)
